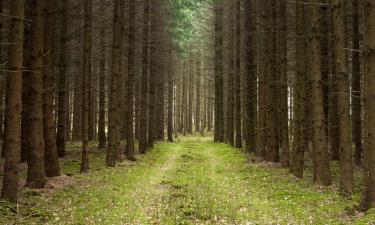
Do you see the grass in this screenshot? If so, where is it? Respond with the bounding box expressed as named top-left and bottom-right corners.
top-left (0, 136), bottom-right (374, 224)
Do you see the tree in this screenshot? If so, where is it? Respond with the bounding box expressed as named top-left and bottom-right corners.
top-left (1, 0), bottom-right (25, 202)
top-left (98, 0), bottom-right (107, 150)
top-left (125, 0), bottom-right (136, 160)
top-left (291, 0), bottom-right (306, 178)
top-left (43, 0), bottom-right (61, 177)
top-left (310, 0), bottom-right (331, 186)
top-left (214, 0), bottom-right (224, 142)
top-left (107, 0), bottom-right (125, 166)
top-left (256, 0), bottom-right (270, 158)
top-left (234, 0), bottom-right (241, 149)
top-left (56, 0), bottom-right (68, 157)
top-left (278, 0), bottom-right (289, 168)
top-left (168, 48), bottom-right (174, 142)
top-left (26, 0), bottom-right (47, 188)
top-left (243, 0), bottom-right (256, 153)
top-left (352, 0), bottom-right (362, 166)
top-left (81, 0), bottom-right (92, 173)
top-left (332, 0), bottom-right (353, 195)
top-left (139, 0), bottom-right (150, 154)
top-left (360, 0), bottom-right (375, 210)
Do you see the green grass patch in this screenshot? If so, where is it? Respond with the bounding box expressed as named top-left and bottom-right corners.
top-left (0, 137), bottom-right (374, 224)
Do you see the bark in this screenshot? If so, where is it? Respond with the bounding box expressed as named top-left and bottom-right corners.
top-left (360, 0), bottom-right (375, 210)
top-left (125, 0), bottom-right (136, 160)
top-left (255, 0), bottom-right (270, 158)
top-left (352, 0), bottom-right (362, 165)
top-left (148, 0), bottom-right (158, 148)
top-left (26, 0), bottom-right (47, 188)
top-left (195, 58), bottom-right (201, 133)
top-left (98, 0), bottom-right (107, 149)
top-left (43, 0), bottom-right (61, 177)
top-left (214, 1), bottom-right (224, 142)
top-left (56, 0), bottom-right (68, 157)
top-left (234, 0), bottom-right (242, 148)
top-left (244, 0), bottom-right (256, 153)
top-left (310, 0), bottom-right (332, 186)
top-left (107, 0), bottom-right (125, 166)
top-left (226, 2), bottom-right (234, 146)
top-left (332, 0), bottom-right (353, 195)
top-left (139, 0), bottom-right (149, 154)
top-left (80, 0), bottom-right (92, 173)
top-left (1, 0), bottom-right (24, 202)
top-left (278, 0), bottom-right (289, 167)
top-left (167, 49), bottom-right (174, 142)
top-left (267, 0), bottom-right (278, 163)
top-left (291, 0), bottom-right (306, 178)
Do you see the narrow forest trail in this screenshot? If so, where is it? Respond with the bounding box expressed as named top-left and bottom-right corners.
top-left (3, 137), bottom-right (373, 225)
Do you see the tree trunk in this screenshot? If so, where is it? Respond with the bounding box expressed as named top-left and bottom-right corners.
top-left (310, 0), bottom-right (331, 186)
top-left (26, 0), bottom-right (47, 188)
top-left (352, 0), bottom-right (362, 166)
top-left (332, 0), bottom-right (353, 195)
top-left (226, 1), bottom-right (234, 146)
top-left (43, 0), bottom-right (61, 177)
top-left (256, 0), bottom-right (270, 158)
top-left (360, 0), bottom-right (375, 210)
top-left (1, 0), bottom-right (25, 202)
top-left (244, 0), bottom-right (256, 153)
top-left (278, 0), bottom-right (289, 167)
top-left (291, 0), bottom-right (306, 178)
top-left (80, 0), bottom-right (92, 173)
top-left (125, 0), bottom-right (136, 160)
top-left (107, 0), bottom-right (125, 166)
top-left (56, 0), bottom-right (68, 157)
top-left (234, 0), bottom-right (242, 148)
top-left (195, 57), bottom-right (201, 133)
top-left (167, 48), bottom-right (174, 142)
top-left (139, 0), bottom-right (149, 154)
top-left (98, 0), bottom-right (107, 149)
top-left (214, 1), bottom-right (224, 142)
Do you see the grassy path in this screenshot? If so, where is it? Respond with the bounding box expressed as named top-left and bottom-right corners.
top-left (1, 137), bottom-right (374, 224)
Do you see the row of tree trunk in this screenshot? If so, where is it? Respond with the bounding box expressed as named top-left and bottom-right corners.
top-left (0, 0), bottom-right (175, 202)
top-left (211, 0), bottom-right (375, 210)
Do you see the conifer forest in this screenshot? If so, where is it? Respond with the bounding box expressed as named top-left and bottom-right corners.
top-left (1, 0), bottom-right (375, 224)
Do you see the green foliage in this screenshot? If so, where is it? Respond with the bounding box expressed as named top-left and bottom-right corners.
top-left (167, 0), bottom-right (209, 56)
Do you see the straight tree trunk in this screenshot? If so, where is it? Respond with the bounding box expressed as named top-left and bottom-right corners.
top-left (310, 0), bottom-right (331, 186)
top-left (26, 0), bottom-right (47, 188)
top-left (167, 49), bottom-right (174, 142)
top-left (234, 0), bottom-right (242, 148)
top-left (43, 0), bottom-right (61, 177)
top-left (1, 0), bottom-right (25, 202)
top-left (226, 1), bottom-right (234, 146)
top-left (278, 0), bottom-right (289, 167)
top-left (214, 1), bottom-right (224, 142)
top-left (98, 0), bottom-right (107, 149)
top-left (80, 0), bottom-right (92, 173)
top-left (195, 57), bottom-right (201, 133)
top-left (360, 0), bottom-right (375, 210)
top-left (107, 0), bottom-right (125, 166)
top-left (139, 0), bottom-right (150, 154)
top-left (291, 0), bottom-right (306, 178)
top-left (332, 0), bottom-right (353, 195)
top-left (256, 0), bottom-right (270, 158)
top-left (244, 0), bottom-right (256, 153)
top-left (125, 0), bottom-right (136, 160)
top-left (352, 0), bottom-right (362, 165)
top-left (56, 0), bottom-right (68, 157)
top-left (148, 0), bottom-right (158, 148)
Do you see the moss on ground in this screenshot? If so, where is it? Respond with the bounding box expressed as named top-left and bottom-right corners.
top-left (0, 137), bottom-right (374, 224)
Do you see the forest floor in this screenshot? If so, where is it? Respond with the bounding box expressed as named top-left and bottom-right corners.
top-left (1, 136), bottom-right (375, 224)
